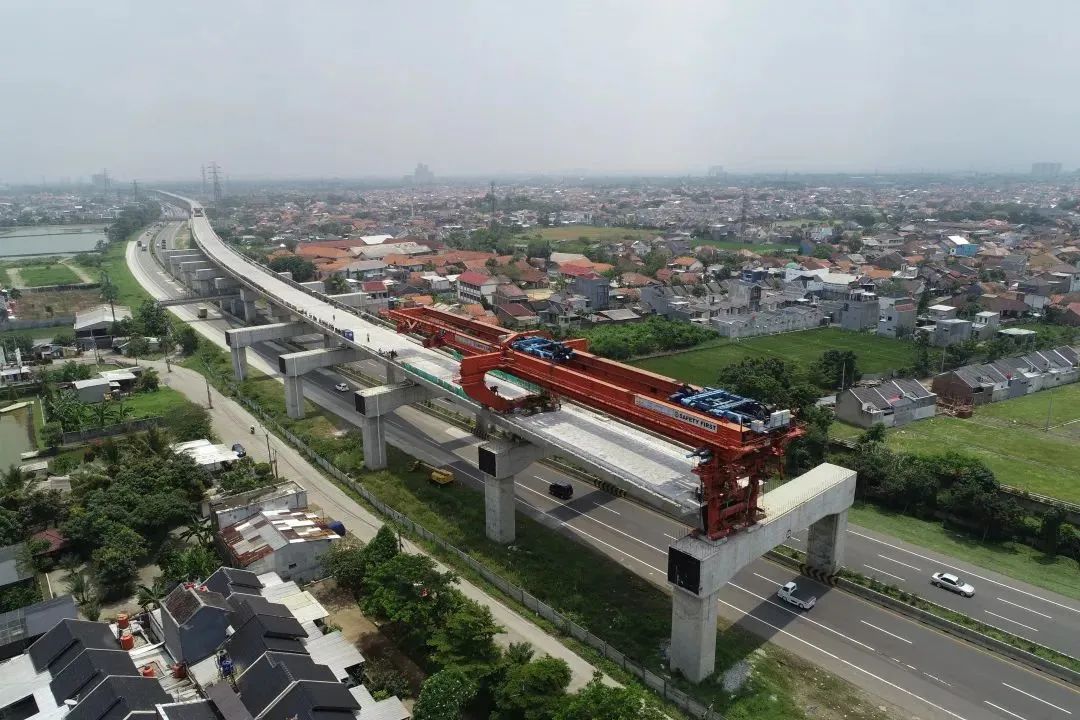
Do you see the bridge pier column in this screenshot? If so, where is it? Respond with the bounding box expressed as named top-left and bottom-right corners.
top-left (806, 509), bottom-right (847, 575)
top-left (354, 382), bottom-right (430, 471)
top-left (473, 408), bottom-right (494, 440)
top-left (240, 288), bottom-right (258, 323)
top-left (361, 417), bottom-right (388, 470)
top-left (385, 364), bottom-right (401, 385)
top-left (230, 346), bottom-right (248, 382)
top-left (323, 333), bottom-right (335, 349)
top-left (478, 439), bottom-right (546, 544)
top-left (670, 587), bottom-right (720, 683)
top-left (284, 375), bottom-right (305, 419)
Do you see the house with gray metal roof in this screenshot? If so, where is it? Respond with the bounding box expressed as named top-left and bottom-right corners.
top-left (835, 379), bottom-right (937, 428)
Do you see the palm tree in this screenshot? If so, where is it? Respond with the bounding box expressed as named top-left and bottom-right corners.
top-left (142, 425), bottom-right (169, 456)
top-left (180, 513), bottom-right (214, 549)
top-left (136, 578), bottom-right (168, 611)
top-left (1, 465), bottom-right (26, 495)
top-left (64, 570), bottom-right (92, 605)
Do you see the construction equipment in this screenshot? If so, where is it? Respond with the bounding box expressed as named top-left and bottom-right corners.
top-left (385, 306), bottom-right (803, 540)
top-left (411, 460), bottom-right (454, 485)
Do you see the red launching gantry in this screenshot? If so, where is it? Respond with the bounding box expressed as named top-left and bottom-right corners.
top-left (386, 306), bottom-right (803, 540)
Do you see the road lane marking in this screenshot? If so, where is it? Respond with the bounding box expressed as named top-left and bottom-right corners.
top-left (876, 554), bottom-right (921, 572)
top-left (1001, 683), bottom-right (1072, 714)
top-left (985, 611), bottom-right (1039, 633)
top-left (717, 598), bottom-right (970, 720)
top-left (515, 482), bottom-right (668, 553)
top-left (996, 598), bottom-right (1052, 619)
top-left (985, 701), bottom-right (1028, 720)
top-left (923, 672), bottom-right (952, 687)
top-left (848, 529), bottom-right (1080, 615)
top-left (592, 501), bottom-right (621, 515)
top-left (863, 564), bottom-right (906, 582)
top-left (859, 620), bottom-right (913, 644)
top-left (663, 533), bottom-right (678, 541)
top-left (728, 582), bottom-right (877, 652)
top-left (752, 572), bottom-right (786, 585)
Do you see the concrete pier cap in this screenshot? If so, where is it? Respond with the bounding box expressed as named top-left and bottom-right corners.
top-left (354, 382), bottom-right (431, 471)
top-left (478, 438), bottom-right (548, 544)
top-left (667, 462), bottom-right (856, 683)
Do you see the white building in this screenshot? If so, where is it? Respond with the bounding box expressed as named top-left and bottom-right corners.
top-left (219, 507), bottom-right (342, 583)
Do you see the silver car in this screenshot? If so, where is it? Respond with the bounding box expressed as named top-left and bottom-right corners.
top-left (931, 572), bottom-right (975, 598)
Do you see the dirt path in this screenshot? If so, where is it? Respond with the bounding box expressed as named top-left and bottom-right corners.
top-left (62, 258), bottom-right (93, 284)
top-left (6, 267), bottom-right (25, 288)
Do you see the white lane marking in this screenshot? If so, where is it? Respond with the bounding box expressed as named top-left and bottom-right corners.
top-left (906, 663), bottom-right (917, 671)
top-left (985, 611), bottom-right (1039, 633)
top-left (753, 572), bottom-right (787, 585)
top-left (859, 620), bottom-right (913, 644)
top-left (985, 700), bottom-right (1028, 720)
top-left (863, 564), bottom-right (906, 582)
top-left (923, 672), bottom-right (952, 687)
top-left (717, 598), bottom-right (970, 720)
top-left (516, 482), bottom-right (668, 554)
top-left (787, 535), bottom-right (802, 543)
top-left (996, 598), bottom-right (1052, 620)
top-left (592, 501), bottom-right (621, 516)
top-left (1001, 682), bottom-right (1073, 714)
top-left (876, 554), bottom-right (922, 572)
top-left (663, 533), bottom-right (678, 541)
top-left (848, 529), bottom-right (1080, 615)
top-left (728, 582), bottom-right (877, 652)
top-left (526, 502), bottom-right (667, 574)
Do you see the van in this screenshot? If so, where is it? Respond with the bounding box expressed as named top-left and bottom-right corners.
top-left (548, 481), bottom-right (573, 500)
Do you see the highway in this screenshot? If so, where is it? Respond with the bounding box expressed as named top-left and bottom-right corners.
top-left (130, 220), bottom-right (1079, 720)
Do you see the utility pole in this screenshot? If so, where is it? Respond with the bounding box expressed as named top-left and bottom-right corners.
top-left (1045, 390), bottom-right (1054, 432)
top-left (489, 180), bottom-right (496, 230)
top-left (204, 375), bottom-right (213, 409)
top-left (201, 165), bottom-right (207, 197)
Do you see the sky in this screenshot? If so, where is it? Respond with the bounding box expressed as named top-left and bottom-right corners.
top-left (1, 0), bottom-right (1078, 183)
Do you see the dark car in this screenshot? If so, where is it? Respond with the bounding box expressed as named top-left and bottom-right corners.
top-left (232, 443), bottom-right (247, 458)
top-left (548, 481), bottom-right (573, 500)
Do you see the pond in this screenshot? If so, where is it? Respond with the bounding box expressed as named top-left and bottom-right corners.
top-left (0, 404), bottom-right (35, 468)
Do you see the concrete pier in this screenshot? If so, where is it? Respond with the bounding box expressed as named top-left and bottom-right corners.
top-left (354, 382), bottom-right (430, 470)
top-left (278, 346), bottom-right (366, 419)
top-left (667, 463), bottom-right (856, 682)
top-left (225, 322), bottom-right (310, 381)
top-left (478, 438), bottom-right (547, 543)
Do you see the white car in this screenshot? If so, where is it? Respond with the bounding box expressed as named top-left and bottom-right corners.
top-left (334, 382), bottom-right (350, 392)
top-left (931, 572), bottom-right (975, 597)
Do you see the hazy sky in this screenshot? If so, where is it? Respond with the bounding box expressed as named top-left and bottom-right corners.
top-left (2, 1), bottom-right (1078, 182)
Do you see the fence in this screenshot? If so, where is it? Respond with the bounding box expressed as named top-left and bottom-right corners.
top-left (231, 390), bottom-right (725, 720)
top-left (0, 317), bottom-right (75, 332)
top-left (61, 416), bottom-right (160, 445)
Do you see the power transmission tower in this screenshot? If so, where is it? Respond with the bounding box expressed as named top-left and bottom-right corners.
top-left (208, 162), bottom-right (223, 202)
top-left (201, 165), bottom-right (207, 196)
top-left (131, 180), bottom-right (139, 198)
top-left (489, 181), bottom-right (497, 229)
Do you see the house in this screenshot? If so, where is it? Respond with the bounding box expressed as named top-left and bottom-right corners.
top-left (172, 439), bottom-right (241, 473)
top-left (945, 235), bottom-right (977, 257)
top-left (835, 379), bottom-right (937, 428)
top-left (495, 303), bottom-right (541, 329)
top-left (877, 297), bottom-right (916, 338)
top-left (971, 310), bottom-right (1000, 339)
top-left (73, 304), bottom-right (131, 350)
top-left (932, 346), bottom-right (1079, 405)
top-left (457, 271), bottom-right (499, 303)
top-left (572, 271), bottom-right (610, 310)
top-left (218, 507), bottom-right (343, 583)
top-left (0, 595), bottom-right (76, 661)
top-left (72, 377), bottom-right (112, 404)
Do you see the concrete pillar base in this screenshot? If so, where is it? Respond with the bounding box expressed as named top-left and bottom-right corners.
top-left (669, 587), bottom-right (719, 682)
top-left (230, 345), bottom-right (248, 381)
top-left (362, 416), bottom-right (388, 470)
top-left (323, 333), bottom-right (335, 349)
top-left (284, 375), bottom-right (305, 419)
top-left (484, 475), bottom-right (516, 544)
top-left (807, 509), bottom-right (847, 575)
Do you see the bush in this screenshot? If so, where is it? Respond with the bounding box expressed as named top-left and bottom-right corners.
top-left (41, 422), bottom-right (64, 448)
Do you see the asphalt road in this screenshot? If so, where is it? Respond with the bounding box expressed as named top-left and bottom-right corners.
top-left (131, 222), bottom-right (1080, 720)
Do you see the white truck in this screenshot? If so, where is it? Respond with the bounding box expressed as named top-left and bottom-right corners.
top-left (777, 581), bottom-right (816, 610)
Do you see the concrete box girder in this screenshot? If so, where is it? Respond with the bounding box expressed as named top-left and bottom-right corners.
top-left (354, 382), bottom-right (430, 417)
top-left (278, 346), bottom-right (365, 377)
top-left (226, 322), bottom-right (309, 349)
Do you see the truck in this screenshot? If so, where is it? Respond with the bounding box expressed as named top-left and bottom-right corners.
top-left (777, 581), bottom-right (816, 610)
top-left (197, 306), bottom-right (208, 319)
top-left (342, 329), bottom-right (355, 341)
top-left (410, 460), bottom-right (454, 486)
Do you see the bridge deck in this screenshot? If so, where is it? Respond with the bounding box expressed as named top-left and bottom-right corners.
top-left (163, 193), bottom-right (698, 516)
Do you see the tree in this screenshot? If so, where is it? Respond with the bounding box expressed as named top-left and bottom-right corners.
top-left (136, 299), bottom-right (170, 338)
top-left (135, 368), bottom-right (160, 392)
top-left (361, 553), bottom-right (455, 644)
top-left (555, 674), bottom-right (667, 720)
top-left (52, 330), bottom-right (75, 346)
top-left (268, 255), bottom-right (316, 282)
top-left (126, 335), bottom-right (151, 360)
top-left (41, 422), bottom-right (64, 448)
top-left (324, 275), bottom-right (349, 294)
top-left (917, 286), bottom-right (932, 314)
top-left (0, 507), bottom-right (23, 546)
top-left (526, 238), bottom-right (552, 260)
top-left (162, 403), bottom-right (213, 442)
top-left (363, 658), bottom-right (412, 701)
top-left (812, 244), bottom-right (833, 259)
top-left (8, 288), bottom-right (21, 301)
top-left (716, 357), bottom-right (818, 411)
top-left (176, 325), bottom-right (200, 355)
top-left (413, 669), bottom-right (477, 720)
top-left (323, 542), bottom-right (369, 598)
top-left (428, 598), bottom-right (503, 675)
top-left (815, 349), bottom-right (861, 390)
top-left (92, 543), bottom-right (141, 599)
top-left (158, 545), bottom-right (220, 583)
top-left (136, 577), bottom-right (169, 611)
top-left (493, 656), bottom-right (572, 720)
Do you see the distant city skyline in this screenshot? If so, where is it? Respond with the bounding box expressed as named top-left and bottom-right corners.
top-left (2, 0), bottom-right (1079, 184)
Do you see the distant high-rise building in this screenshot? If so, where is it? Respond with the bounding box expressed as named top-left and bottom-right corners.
top-left (1031, 162), bottom-right (1062, 178)
top-left (708, 165), bottom-right (725, 178)
top-left (413, 163), bottom-right (435, 185)
top-left (91, 170), bottom-right (110, 191)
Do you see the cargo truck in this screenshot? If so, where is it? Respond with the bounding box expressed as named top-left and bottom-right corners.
top-left (777, 581), bottom-right (816, 610)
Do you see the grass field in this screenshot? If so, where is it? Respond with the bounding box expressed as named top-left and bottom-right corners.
top-left (695, 239), bottom-right (799, 254)
top-left (74, 235), bottom-right (154, 308)
top-left (15, 263), bottom-right (80, 287)
top-left (521, 226), bottom-right (660, 244)
top-left (887, 383), bottom-right (1080, 503)
top-left (849, 502), bottom-right (1080, 599)
top-left (632, 328), bottom-right (922, 386)
top-left (123, 386), bottom-right (193, 418)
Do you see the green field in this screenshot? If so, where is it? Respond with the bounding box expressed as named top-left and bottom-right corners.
top-left (123, 386), bottom-right (192, 418)
top-left (15, 263), bottom-right (80, 287)
top-left (694, 239), bottom-right (799, 254)
top-left (522, 226), bottom-right (660, 244)
top-left (887, 383), bottom-right (1080, 503)
top-left (632, 328), bottom-right (921, 386)
top-left (74, 235), bottom-right (154, 308)
top-left (849, 502), bottom-right (1080, 599)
